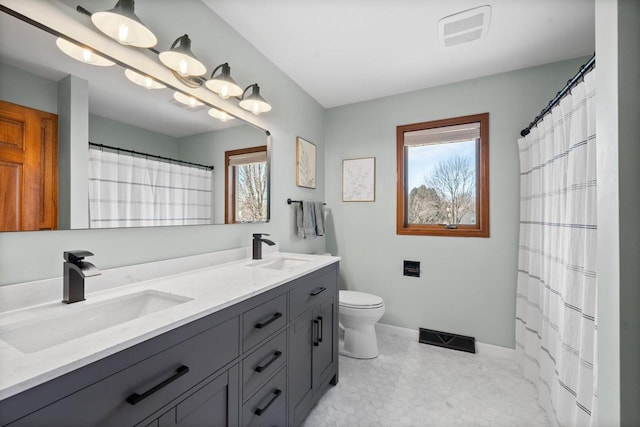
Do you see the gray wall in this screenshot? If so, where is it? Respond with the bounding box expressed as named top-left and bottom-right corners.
top-left (0, 62), bottom-right (58, 113)
top-left (0, 3), bottom-right (326, 285)
top-left (324, 57), bottom-right (589, 348)
top-left (178, 125), bottom-right (267, 224)
top-left (596, 0), bottom-right (640, 425)
top-left (89, 114), bottom-right (179, 158)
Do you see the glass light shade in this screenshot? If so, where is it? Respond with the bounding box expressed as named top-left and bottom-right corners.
top-left (55, 37), bottom-right (115, 67)
top-left (124, 69), bottom-right (166, 89)
top-left (208, 107), bottom-right (234, 122)
top-left (91, 0), bottom-right (157, 48)
top-left (205, 63), bottom-right (242, 99)
top-left (159, 35), bottom-right (207, 77)
top-left (239, 84), bottom-right (272, 115)
top-left (173, 91), bottom-right (204, 108)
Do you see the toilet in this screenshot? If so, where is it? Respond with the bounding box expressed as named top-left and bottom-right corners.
top-left (338, 290), bottom-right (385, 359)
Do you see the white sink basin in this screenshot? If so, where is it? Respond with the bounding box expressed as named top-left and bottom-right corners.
top-left (260, 257), bottom-right (310, 270)
top-left (0, 290), bottom-right (192, 353)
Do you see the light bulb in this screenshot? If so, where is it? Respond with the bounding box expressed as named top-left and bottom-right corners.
top-left (219, 85), bottom-right (229, 99)
top-left (82, 49), bottom-right (93, 63)
top-left (178, 60), bottom-right (188, 76)
top-left (118, 23), bottom-right (129, 43)
top-left (144, 77), bottom-right (153, 89)
top-left (251, 102), bottom-right (261, 115)
top-left (219, 111), bottom-right (230, 122)
top-left (188, 97), bottom-right (197, 108)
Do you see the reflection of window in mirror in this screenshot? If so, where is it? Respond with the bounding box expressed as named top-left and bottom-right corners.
top-left (396, 113), bottom-right (489, 237)
top-left (225, 146), bottom-right (268, 224)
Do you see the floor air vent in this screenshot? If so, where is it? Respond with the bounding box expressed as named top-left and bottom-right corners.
top-left (419, 327), bottom-right (476, 353)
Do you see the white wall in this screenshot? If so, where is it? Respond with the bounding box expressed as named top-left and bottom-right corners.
top-left (324, 57), bottom-right (590, 348)
top-left (0, 2), bottom-right (326, 285)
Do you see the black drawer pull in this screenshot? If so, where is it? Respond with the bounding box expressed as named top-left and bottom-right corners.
top-left (313, 319), bottom-right (320, 347)
top-left (255, 312), bottom-right (282, 329)
top-left (318, 316), bottom-right (323, 343)
top-left (254, 389), bottom-right (282, 416)
top-left (126, 365), bottom-right (189, 405)
top-left (254, 351), bottom-right (282, 373)
top-left (309, 286), bottom-right (326, 296)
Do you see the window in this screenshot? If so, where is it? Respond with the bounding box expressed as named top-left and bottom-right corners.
top-left (225, 145), bottom-right (268, 223)
top-left (396, 113), bottom-right (489, 237)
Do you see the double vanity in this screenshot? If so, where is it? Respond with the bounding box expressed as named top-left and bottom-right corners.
top-left (0, 248), bottom-right (339, 426)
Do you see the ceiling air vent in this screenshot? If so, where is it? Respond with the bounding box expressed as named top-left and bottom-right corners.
top-left (438, 5), bottom-right (491, 48)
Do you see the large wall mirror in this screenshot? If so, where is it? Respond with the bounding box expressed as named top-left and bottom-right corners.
top-left (0, 6), bottom-right (270, 232)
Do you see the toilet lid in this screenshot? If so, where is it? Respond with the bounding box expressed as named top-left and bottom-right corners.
top-left (339, 290), bottom-right (384, 309)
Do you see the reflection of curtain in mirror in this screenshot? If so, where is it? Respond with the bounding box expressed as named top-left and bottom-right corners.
top-left (88, 148), bottom-right (212, 228)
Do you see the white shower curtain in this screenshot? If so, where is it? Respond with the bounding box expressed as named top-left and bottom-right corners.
top-left (515, 70), bottom-right (597, 427)
top-left (88, 148), bottom-right (213, 228)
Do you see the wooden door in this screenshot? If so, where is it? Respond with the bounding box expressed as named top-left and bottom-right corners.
top-left (0, 100), bottom-right (58, 231)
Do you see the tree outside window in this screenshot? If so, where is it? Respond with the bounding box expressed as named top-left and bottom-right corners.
top-left (225, 146), bottom-right (268, 223)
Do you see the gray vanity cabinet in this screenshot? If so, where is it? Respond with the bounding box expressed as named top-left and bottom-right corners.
top-left (141, 365), bottom-right (239, 427)
top-left (288, 269), bottom-right (339, 427)
top-left (0, 262), bottom-right (339, 427)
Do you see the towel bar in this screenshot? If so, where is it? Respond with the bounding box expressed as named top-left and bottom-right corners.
top-left (287, 198), bottom-right (326, 205)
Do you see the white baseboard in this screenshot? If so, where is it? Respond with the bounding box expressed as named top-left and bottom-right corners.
top-left (376, 323), bottom-right (515, 360)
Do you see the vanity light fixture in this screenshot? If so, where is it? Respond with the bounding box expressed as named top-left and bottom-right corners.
top-left (55, 37), bottom-right (115, 66)
top-left (239, 84), bottom-right (272, 115)
top-left (91, 0), bottom-right (157, 48)
top-left (159, 34), bottom-right (207, 77)
top-left (173, 91), bottom-right (204, 108)
top-left (205, 63), bottom-right (243, 99)
top-left (124, 69), bottom-right (166, 89)
top-left (208, 107), bottom-right (234, 122)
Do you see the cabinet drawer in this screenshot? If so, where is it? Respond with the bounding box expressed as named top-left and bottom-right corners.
top-left (289, 267), bottom-right (337, 320)
top-left (242, 294), bottom-right (287, 351)
top-left (242, 366), bottom-right (286, 427)
top-left (242, 330), bottom-right (286, 401)
top-left (9, 317), bottom-right (239, 427)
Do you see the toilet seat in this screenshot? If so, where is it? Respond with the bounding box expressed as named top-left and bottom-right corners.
top-left (339, 290), bottom-right (384, 309)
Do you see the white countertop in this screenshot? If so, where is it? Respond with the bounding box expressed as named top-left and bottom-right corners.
top-left (0, 251), bottom-right (339, 400)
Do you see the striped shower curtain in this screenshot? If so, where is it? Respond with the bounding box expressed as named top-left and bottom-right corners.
top-left (515, 70), bottom-right (597, 426)
top-left (88, 148), bottom-right (213, 228)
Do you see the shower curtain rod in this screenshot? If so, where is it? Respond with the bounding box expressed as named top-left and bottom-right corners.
top-left (520, 54), bottom-right (595, 137)
top-left (89, 142), bottom-right (214, 170)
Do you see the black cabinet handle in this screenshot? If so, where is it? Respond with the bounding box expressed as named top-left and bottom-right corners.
top-left (254, 351), bottom-right (282, 373)
top-left (126, 365), bottom-right (189, 405)
top-left (313, 319), bottom-right (320, 347)
top-left (255, 312), bottom-right (282, 329)
top-left (254, 389), bottom-right (282, 416)
top-left (318, 316), bottom-right (323, 343)
top-left (309, 286), bottom-right (326, 296)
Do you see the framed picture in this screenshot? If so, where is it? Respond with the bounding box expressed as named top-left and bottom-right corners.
top-left (296, 137), bottom-right (316, 188)
top-left (342, 157), bottom-right (375, 202)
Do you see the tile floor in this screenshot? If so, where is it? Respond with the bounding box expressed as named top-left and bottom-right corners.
top-left (302, 325), bottom-right (550, 427)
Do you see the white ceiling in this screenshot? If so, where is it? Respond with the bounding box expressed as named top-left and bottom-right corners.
top-left (202, 0), bottom-right (595, 108)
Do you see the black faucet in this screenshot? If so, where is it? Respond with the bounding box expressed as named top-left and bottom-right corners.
top-left (252, 233), bottom-right (276, 260)
top-left (63, 250), bottom-right (101, 304)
